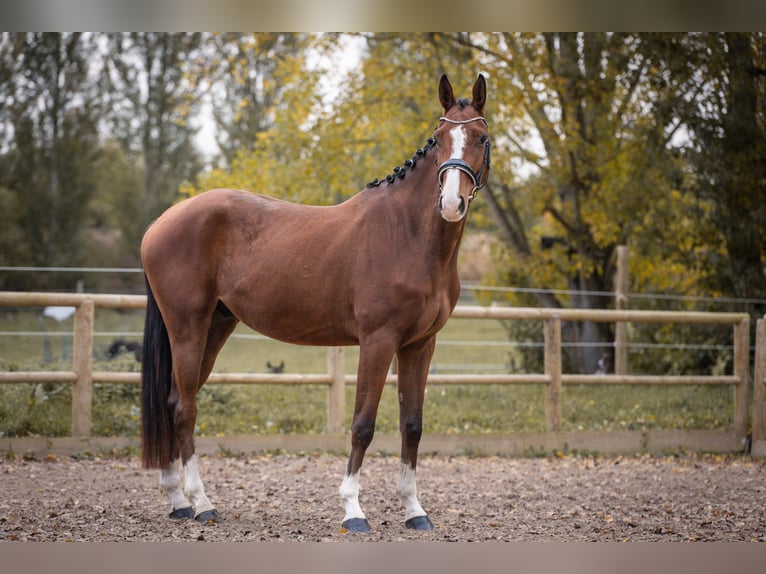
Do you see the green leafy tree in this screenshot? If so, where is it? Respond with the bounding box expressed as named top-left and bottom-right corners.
top-left (685, 33), bottom-right (766, 311)
top-left (101, 33), bottom-right (205, 257)
top-left (0, 33), bottom-right (101, 289)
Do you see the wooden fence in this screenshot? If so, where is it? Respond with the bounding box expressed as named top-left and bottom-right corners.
top-left (0, 291), bottom-right (759, 456)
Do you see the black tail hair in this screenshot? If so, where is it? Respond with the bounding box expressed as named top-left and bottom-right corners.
top-left (141, 276), bottom-right (174, 469)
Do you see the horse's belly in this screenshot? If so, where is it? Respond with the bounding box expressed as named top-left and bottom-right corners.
top-left (250, 321), bottom-right (359, 347)
top-left (231, 298), bottom-right (359, 347)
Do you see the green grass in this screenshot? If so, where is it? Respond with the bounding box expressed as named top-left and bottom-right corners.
top-left (0, 308), bottom-right (736, 438)
top-left (562, 384), bottom-right (733, 431)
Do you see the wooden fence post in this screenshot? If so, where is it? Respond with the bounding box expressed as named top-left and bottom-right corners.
top-left (752, 318), bottom-right (766, 454)
top-left (544, 315), bottom-right (562, 432)
top-left (72, 300), bottom-right (94, 438)
top-left (614, 245), bottom-right (629, 375)
top-left (327, 347), bottom-right (345, 433)
top-left (733, 317), bottom-right (750, 444)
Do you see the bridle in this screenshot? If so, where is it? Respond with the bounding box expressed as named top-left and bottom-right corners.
top-left (436, 116), bottom-right (491, 203)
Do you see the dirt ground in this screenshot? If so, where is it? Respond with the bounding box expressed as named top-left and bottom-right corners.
top-left (1, 452), bottom-right (765, 542)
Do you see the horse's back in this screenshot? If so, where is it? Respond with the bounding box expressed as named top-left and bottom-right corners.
top-left (145, 188), bottom-right (282, 237)
top-left (142, 188), bottom-right (301, 261)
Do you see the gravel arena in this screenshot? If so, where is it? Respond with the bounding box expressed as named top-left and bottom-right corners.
top-left (2, 450), bottom-right (766, 542)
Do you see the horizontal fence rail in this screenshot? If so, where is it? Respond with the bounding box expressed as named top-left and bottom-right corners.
top-left (0, 291), bottom-right (759, 456)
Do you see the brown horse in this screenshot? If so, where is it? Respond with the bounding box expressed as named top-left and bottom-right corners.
top-left (140, 74), bottom-right (491, 532)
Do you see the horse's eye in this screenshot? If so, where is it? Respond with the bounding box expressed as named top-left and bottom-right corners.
top-left (479, 135), bottom-right (489, 145)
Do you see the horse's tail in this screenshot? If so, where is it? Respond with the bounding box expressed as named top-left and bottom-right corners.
top-left (141, 276), bottom-right (174, 469)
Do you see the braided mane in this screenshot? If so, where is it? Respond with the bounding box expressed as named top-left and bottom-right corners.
top-left (366, 138), bottom-right (437, 188)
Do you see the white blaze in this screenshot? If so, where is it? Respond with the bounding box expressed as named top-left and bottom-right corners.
top-left (440, 125), bottom-right (468, 222)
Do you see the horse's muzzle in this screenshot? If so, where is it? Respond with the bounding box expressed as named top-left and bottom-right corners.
top-left (438, 192), bottom-right (467, 222)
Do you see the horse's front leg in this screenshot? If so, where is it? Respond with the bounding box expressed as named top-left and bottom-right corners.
top-left (395, 336), bottom-right (436, 530)
top-left (339, 333), bottom-right (397, 532)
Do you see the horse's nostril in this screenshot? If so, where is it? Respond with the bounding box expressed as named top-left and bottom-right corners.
top-left (458, 196), bottom-right (466, 214)
top-left (438, 195), bottom-right (444, 212)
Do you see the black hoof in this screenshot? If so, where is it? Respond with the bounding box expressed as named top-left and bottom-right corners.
top-left (195, 509), bottom-right (220, 523)
top-left (169, 506), bottom-right (195, 520)
top-left (405, 515), bottom-right (434, 530)
top-left (342, 517), bottom-right (372, 532)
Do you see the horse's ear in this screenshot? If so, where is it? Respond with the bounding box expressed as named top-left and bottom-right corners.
top-left (439, 74), bottom-right (455, 112)
top-left (471, 74), bottom-right (487, 114)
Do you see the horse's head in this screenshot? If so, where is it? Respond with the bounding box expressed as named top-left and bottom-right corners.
top-left (434, 74), bottom-right (490, 223)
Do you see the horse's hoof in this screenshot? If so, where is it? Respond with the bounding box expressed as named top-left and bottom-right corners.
top-left (169, 506), bottom-right (195, 520)
top-left (405, 515), bottom-right (434, 530)
top-left (342, 517), bottom-right (372, 533)
top-left (195, 509), bottom-right (220, 523)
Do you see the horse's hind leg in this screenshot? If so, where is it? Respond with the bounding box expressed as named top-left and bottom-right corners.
top-left (159, 456), bottom-right (193, 519)
top-left (199, 303), bottom-right (239, 387)
top-left (160, 306), bottom-right (238, 523)
top-left (159, 318), bottom-right (209, 521)
top-left (395, 336), bottom-right (436, 530)
top-left (181, 307), bottom-right (239, 522)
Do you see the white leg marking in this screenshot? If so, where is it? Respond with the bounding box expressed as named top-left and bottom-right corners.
top-left (440, 125), bottom-right (467, 222)
top-left (159, 457), bottom-right (192, 512)
top-left (339, 472), bottom-right (366, 522)
top-left (183, 455), bottom-right (215, 516)
top-left (397, 462), bottom-right (427, 521)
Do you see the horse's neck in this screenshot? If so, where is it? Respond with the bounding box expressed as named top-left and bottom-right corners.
top-left (391, 164), bottom-right (466, 270)
top-left (437, 218), bottom-right (467, 273)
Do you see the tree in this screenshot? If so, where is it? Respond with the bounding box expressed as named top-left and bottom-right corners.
top-left (186, 33), bottom-right (346, 204)
top-left (0, 33), bottom-right (101, 288)
top-left (187, 33), bottom-right (478, 205)
top-left (181, 33), bottom-right (753, 376)
top-left (685, 33), bottom-right (766, 311)
top-left (444, 33), bottom-right (716, 373)
top-left (204, 33), bottom-right (307, 166)
top-left (101, 33), bottom-right (205, 256)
